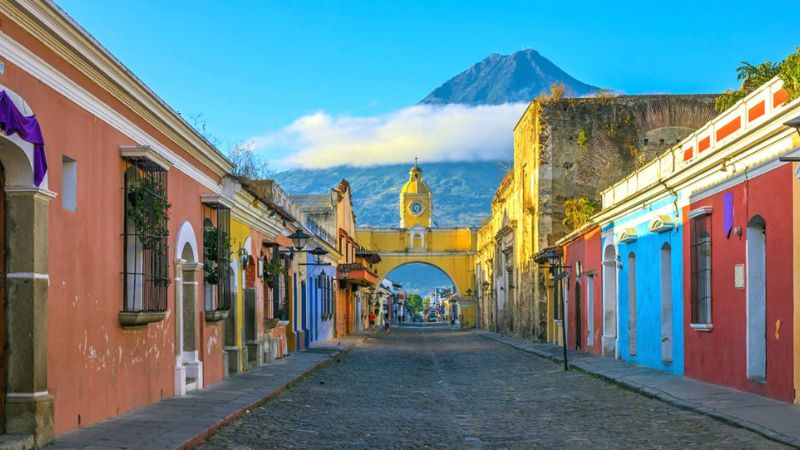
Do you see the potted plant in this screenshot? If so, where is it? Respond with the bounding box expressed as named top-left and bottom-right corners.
top-left (203, 226), bottom-right (231, 286)
top-left (263, 260), bottom-right (284, 289)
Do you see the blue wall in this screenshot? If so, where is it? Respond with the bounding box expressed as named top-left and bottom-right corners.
top-left (304, 251), bottom-right (336, 345)
top-left (613, 198), bottom-right (685, 375)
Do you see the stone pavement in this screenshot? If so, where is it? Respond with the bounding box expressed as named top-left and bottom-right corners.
top-left (201, 327), bottom-right (786, 449)
top-left (478, 330), bottom-right (800, 448)
top-left (45, 335), bottom-right (366, 450)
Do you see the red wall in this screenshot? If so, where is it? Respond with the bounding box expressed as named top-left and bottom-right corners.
top-left (563, 227), bottom-right (602, 353)
top-left (683, 165), bottom-right (794, 401)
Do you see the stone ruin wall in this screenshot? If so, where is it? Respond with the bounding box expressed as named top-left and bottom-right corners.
top-left (508, 94), bottom-right (718, 342)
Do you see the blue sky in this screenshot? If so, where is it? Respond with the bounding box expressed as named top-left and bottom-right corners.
top-left (56, 0), bottom-right (799, 167)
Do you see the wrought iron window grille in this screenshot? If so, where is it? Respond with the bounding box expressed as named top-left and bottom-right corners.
top-left (122, 159), bottom-right (170, 314)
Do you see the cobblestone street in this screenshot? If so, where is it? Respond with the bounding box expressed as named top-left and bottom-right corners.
top-left (200, 327), bottom-right (786, 449)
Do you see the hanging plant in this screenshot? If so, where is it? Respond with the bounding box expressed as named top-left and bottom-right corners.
top-left (127, 176), bottom-right (171, 251)
top-left (203, 225), bottom-right (231, 285)
top-left (263, 259), bottom-right (285, 288)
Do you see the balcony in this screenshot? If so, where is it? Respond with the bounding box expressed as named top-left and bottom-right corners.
top-left (338, 262), bottom-right (379, 287)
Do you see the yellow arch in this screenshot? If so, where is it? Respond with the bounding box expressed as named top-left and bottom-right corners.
top-left (376, 257), bottom-right (474, 297)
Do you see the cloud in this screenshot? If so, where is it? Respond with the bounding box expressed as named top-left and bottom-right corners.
top-left (247, 103), bottom-right (528, 169)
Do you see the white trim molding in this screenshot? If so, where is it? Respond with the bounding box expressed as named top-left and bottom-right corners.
top-left (0, 30), bottom-right (223, 192)
top-left (688, 206), bottom-right (713, 219)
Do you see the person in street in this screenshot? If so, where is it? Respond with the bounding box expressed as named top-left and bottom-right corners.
top-left (383, 311), bottom-right (391, 334)
top-left (369, 311), bottom-right (376, 330)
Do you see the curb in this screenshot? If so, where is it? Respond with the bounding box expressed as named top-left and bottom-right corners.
top-left (177, 336), bottom-right (369, 450)
top-left (475, 331), bottom-right (800, 449)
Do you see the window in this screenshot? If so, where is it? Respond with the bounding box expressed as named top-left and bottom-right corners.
top-left (122, 160), bottom-right (170, 313)
top-left (203, 207), bottom-right (232, 313)
top-left (61, 156), bottom-right (77, 211)
top-left (690, 212), bottom-right (712, 325)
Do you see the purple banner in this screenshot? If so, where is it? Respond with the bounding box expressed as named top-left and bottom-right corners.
top-left (0, 91), bottom-right (47, 186)
top-left (723, 192), bottom-right (733, 238)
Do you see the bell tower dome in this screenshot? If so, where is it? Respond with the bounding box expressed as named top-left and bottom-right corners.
top-left (400, 159), bottom-right (432, 228)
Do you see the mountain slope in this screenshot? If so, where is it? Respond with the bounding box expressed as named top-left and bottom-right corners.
top-left (273, 161), bottom-right (508, 228)
top-left (421, 48), bottom-right (600, 105)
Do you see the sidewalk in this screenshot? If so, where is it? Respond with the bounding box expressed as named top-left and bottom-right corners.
top-left (46, 335), bottom-right (367, 450)
top-left (477, 330), bottom-right (800, 448)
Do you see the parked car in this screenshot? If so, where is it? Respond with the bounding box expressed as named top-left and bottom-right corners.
top-left (428, 312), bottom-right (438, 322)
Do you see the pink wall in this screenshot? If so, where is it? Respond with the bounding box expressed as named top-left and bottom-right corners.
top-left (0, 20), bottom-right (226, 433)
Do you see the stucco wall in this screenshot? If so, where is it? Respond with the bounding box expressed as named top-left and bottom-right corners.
top-left (563, 227), bottom-right (602, 354)
top-left (683, 165), bottom-right (794, 402)
top-left (0, 16), bottom-right (231, 434)
top-left (614, 197), bottom-right (685, 375)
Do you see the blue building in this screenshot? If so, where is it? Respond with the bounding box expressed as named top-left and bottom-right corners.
top-left (606, 196), bottom-right (685, 375)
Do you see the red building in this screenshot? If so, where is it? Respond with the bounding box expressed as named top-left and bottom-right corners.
top-left (683, 163), bottom-right (795, 402)
top-left (561, 225), bottom-right (603, 354)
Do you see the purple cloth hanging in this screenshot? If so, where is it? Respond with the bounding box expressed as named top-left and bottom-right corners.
top-left (723, 192), bottom-right (734, 238)
top-left (0, 90), bottom-right (47, 186)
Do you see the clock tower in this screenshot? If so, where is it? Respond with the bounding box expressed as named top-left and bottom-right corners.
top-left (399, 160), bottom-right (432, 229)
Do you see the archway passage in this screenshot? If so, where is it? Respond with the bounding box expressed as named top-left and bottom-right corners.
top-left (381, 262), bottom-right (458, 324)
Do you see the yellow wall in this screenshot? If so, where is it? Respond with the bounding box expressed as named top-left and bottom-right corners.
top-left (230, 218), bottom-right (250, 369)
top-left (357, 227), bottom-right (477, 297)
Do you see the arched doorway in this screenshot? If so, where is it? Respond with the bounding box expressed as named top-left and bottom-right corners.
top-left (746, 215), bottom-right (767, 382)
top-left (627, 252), bottom-right (637, 357)
top-left (0, 88), bottom-right (55, 442)
top-left (602, 244), bottom-right (618, 357)
top-left (244, 254), bottom-right (258, 368)
top-left (660, 243), bottom-right (673, 364)
top-left (174, 221), bottom-right (202, 395)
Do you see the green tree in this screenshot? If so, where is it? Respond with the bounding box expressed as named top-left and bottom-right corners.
top-left (713, 50), bottom-right (800, 112)
top-left (563, 197), bottom-right (598, 231)
top-left (406, 294), bottom-right (424, 316)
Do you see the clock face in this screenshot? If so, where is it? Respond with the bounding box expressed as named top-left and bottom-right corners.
top-left (409, 201), bottom-right (425, 216)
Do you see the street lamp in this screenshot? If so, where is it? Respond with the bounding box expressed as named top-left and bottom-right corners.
top-left (309, 246), bottom-right (328, 264)
top-left (287, 229), bottom-right (311, 251)
top-left (338, 263), bottom-right (351, 281)
top-left (535, 248), bottom-right (570, 371)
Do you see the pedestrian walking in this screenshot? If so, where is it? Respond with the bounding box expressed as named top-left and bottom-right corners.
top-left (369, 311), bottom-right (376, 330)
top-left (383, 312), bottom-right (391, 334)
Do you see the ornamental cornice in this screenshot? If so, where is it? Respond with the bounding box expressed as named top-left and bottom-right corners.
top-left (2, 0), bottom-right (233, 176)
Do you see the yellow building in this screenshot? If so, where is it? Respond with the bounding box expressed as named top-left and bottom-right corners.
top-left (356, 163), bottom-right (478, 323)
